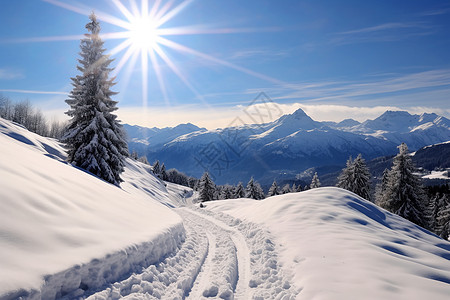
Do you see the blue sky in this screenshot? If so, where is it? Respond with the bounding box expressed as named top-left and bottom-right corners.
top-left (0, 0), bottom-right (449, 128)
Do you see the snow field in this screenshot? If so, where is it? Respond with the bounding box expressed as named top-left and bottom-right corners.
top-left (206, 188), bottom-right (450, 300)
top-left (84, 211), bottom-right (211, 300)
top-left (0, 118), bottom-right (184, 299)
top-left (37, 224), bottom-right (184, 300)
top-left (87, 205), bottom-right (298, 300)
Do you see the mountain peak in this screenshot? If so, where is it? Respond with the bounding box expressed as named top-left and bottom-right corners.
top-left (173, 123), bottom-right (202, 131)
top-left (378, 110), bottom-right (412, 119)
top-left (291, 108), bottom-right (309, 119)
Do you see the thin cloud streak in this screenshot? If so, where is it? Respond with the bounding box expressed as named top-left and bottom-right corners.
top-left (0, 89), bottom-right (68, 95)
top-left (331, 21), bottom-right (435, 45)
top-left (246, 69), bottom-right (450, 104)
top-left (337, 22), bottom-right (429, 35)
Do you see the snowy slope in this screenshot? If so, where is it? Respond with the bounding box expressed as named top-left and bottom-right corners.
top-left (206, 188), bottom-right (450, 299)
top-left (0, 118), bottom-right (184, 299)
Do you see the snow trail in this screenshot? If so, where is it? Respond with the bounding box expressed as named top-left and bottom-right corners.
top-left (197, 207), bottom-right (299, 300)
top-left (71, 205), bottom-right (297, 299)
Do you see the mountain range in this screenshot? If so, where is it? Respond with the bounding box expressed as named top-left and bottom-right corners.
top-left (125, 109), bottom-right (450, 185)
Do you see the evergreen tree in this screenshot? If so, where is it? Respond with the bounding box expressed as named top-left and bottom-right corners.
top-left (375, 168), bottom-right (390, 205)
top-left (378, 143), bottom-right (426, 226)
top-left (160, 163), bottom-right (168, 181)
top-left (425, 194), bottom-right (439, 231)
top-left (153, 160), bottom-right (161, 175)
top-left (130, 150), bottom-right (138, 160)
top-left (63, 13), bottom-right (128, 185)
top-left (435, 194), bottom-right (450, 239)
top-left (337, 154), bottom-right (371, 201)
top-left (296, 184), bottom-right (303, 192)
top-left (337, 156), bottom-right (354, 191)
top-left (220, 185), bottom-right (234, 199)
top-left (281, 184), bottom-right (291, 194)
top-left (292, 183), bottom-right (297, 193)
top-left (310, 172), bottom-right (321, 189)
top-left (234, 182), bottom-right (245, 198)
top-left (199, 172), bottom-right (216, 202)
top-left (267, 180), bottom-right (280, 197)
top-left (246, 177), bottom-right (265, 200)
top-left (137, 156), bottom-right (149, 165)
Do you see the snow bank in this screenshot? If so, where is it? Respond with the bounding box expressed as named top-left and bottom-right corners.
top-left (206, 188), bottom-right (450, 299)
top-left (0, 118), bottom-right (184, 299)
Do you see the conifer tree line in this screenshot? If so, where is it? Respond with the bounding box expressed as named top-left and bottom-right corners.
top-left (335, 143), bottom-right (449, 238)
top-left (0, 95), bottom-right (66, 139)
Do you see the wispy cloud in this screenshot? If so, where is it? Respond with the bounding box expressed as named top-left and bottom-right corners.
top-left (0, 89), bottom-right (68, 95)
top-left (0, 69), bottom-right (24, 80)
top-left (331, 21), bottom-right (435, 45)
top-left (337, 22), bottom-right (428, 35)
top-left (244, 69), bottom-right (450, 106)
top-left (421, 7), bottom-right (450, 16)
top-left (230, 49), bottom-right (290, 60)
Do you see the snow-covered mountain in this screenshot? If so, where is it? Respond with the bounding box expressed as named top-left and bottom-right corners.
top-left (353, 111), bottom-right (449, 133)
top-left (124, 123), bottom-right (206, 154)
top-left (127, 109), bottom-right (450, 184)
top-left (1, 117), bottom-right (450, 299)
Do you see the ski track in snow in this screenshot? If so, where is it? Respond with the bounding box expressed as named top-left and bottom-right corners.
top-left (194, 207), bottom-right (299, 300)
top-left (74, 206), bottom-right (297, 300)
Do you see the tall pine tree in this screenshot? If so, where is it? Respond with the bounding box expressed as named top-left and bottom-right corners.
top-left (337, 156), bottom-right (354, 191)
top-left (246, 177), bottom-right (265, 200)
top-left (267, 180), bottom-right (280, 197)
top-left (337, 154), bottom-right (371, 201)
top-left (199, 172), bottom-right (216, 202)
top-left (234, 182), bottom-right (245, 198)
top-left (63, 13), bottom-right (128, 186)
top-left (378, 143), bottom-right (426, 226)
top-left (375, 168), bottom-right (390, 204)
top-left (310, 172), bottom-right (321, 189)
top-left (153, 160), bottom-right (161, 176)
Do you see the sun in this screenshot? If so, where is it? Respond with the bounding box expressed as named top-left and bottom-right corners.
top-left (128, 16), bottom-right (160, 52)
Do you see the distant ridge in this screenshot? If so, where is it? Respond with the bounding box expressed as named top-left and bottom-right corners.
top-left (124, 109), bottom-right (450, 184)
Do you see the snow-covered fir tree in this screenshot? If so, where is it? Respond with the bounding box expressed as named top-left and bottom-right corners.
top-left (199, 172), bottom-right (216, 202)
top-left (153, 160), bottom-right (161, 176)
top-left (425, 194), bottom-right (439, 232)
top-left (220, 185), bottom-right (234, 200)
top-left (130, 150), bottom-right (138, 160)
top-left (375, 168), bottom-right (390, 204)
top-left (310, 172), bottom-right (321, 189)
top-left (63, 13), bottom-right (128, 186)
top-left (337, 154), bottom-right (371, 201)
top-left (296, 184), bottom-right (303, 192)
top-left (292, 183), bottom-right (297, 193)
top-left (160, 163), bottom-right (168, 181)
top-left (434, 193), bottom-right (450, 239)
top-left (267, 180), bottom-right (280, 197)
top-left (378, 143), bottom-right (426, 227)
top-left (337, 156), bottom-right (353, 191)
top-left (137, 156), bottom-right (148, 164)
top-left (281, 184), bottom-right (291, 194)
top-left (246, 177), bottom-right (265, 200)
top-left (234, 182), bottom-right (245, 198)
